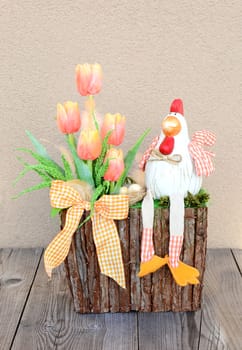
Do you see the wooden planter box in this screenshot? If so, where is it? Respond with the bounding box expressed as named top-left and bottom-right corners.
top-left (63, 207), bottom-right (207, 313)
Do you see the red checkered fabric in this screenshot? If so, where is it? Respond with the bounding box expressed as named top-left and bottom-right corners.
top-left (141, 228), bottom-right (154, 262)
top-left (169, 235), bottom-right (183, 268)
top-left (139, 136), bottom-right (159, 171)
top-left (189, 130), bottom-right (216, 177)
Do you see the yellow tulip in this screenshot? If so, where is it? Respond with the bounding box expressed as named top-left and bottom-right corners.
top-left (77, 128), bottom-right (102, 160)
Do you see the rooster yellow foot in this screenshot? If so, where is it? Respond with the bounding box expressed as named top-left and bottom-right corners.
top-left (138, 255), bottom-right (168, 277)
top-left (167, 256), bottom-right (200, 286)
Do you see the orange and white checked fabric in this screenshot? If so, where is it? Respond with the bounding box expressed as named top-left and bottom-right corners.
top-left (169, 235), bottom-right (183, 268)
top-left (189, 130), bottom-right (216, 177)
top-left (44, 180), bottom-right (129, 288)
top-left (139, 136), bottom-right (159, 171)
top-left (140, 228), bottom-right (154, 262)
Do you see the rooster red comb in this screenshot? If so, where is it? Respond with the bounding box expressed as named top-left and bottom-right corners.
top-left (170, 99), bottom-right (184, 115)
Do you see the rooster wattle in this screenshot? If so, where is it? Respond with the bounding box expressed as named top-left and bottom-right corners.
top-left (138, 99), bottom-right (216, 286)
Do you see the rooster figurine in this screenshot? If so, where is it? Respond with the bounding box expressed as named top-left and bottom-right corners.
top-left (138, 99), bottom-right (216, 286)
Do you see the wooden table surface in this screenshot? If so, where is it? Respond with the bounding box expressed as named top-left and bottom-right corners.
top-left (0, 248), bottom-right (241, 350)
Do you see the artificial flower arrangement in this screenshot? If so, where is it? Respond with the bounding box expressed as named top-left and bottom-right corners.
top-left (15, 64), bottom-right (215, 313)
top-left (15, 63), bottom-right (149, 288)
top-left (15, 63), bottom-right (148, 203)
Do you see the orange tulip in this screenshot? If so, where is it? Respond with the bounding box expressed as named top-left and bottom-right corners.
top-left (101, 113), bottom-right (126, 146)
top-left (104, 148), bottom-right (125, 181)
top-left (56, 101), bottom-right (81, 134)
top-left (76, 63), bottom-right (102, 96)
top-left (77, 128), bottom-right (102, 160)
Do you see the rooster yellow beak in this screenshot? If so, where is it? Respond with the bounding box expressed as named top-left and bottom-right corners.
top-left (162, 116), bottom-right (181, 137)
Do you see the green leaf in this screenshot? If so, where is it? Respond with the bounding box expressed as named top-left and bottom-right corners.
top-left (103, 180), bottom-right (110, 194)
top-left (16, 148), bottom-right (65, 178)
top-left (94, 130), bottom-right (112, 182)
top-left (14, 164), bottom-right (52, 185)
top-left (50, 207), bottom-right (62, 218)
top-left (114, 128), bottom-right (151, 193)
top-left (13, 167), bottom-right (31, 185)
top-left (90, 184), bottom-right (104, 213)
top-left (61, 155), bottom-right (74, 181)
top-left (13, 181), bottom-right (51, 199)
top-left (95, 160), bottom-right (109, 187)
top-left (25, 130), bottom-right (52, 159)
top-left (66, 135), bottom-right (94, 187)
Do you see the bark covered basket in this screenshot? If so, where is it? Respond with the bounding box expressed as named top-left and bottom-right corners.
top-left (63, 207), bottom-right (207, 313)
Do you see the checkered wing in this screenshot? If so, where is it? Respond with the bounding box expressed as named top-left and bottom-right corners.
top-left (189, 130), bottom-right (216, 177)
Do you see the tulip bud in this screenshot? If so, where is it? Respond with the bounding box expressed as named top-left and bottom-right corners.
top-left (101, 113), bottom-right (126, 146)
top-left (104, 148), bottom-right (125, 182)
top-left (56, 101), bottom-right (81, 134)
top-left (77, 128), bottom-right (102, 161)
top-left (76, 63), bottom-right (102, 96)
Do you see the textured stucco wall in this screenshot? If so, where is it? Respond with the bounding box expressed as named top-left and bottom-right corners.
top-left (1, 0), bottom-right (241, 248)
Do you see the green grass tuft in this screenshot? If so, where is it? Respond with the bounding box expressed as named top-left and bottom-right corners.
top-left (130, 189), bottom-right (210, 209)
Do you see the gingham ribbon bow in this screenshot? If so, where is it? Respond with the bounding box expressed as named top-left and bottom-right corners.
top-left (44, 180), bottom-right (129, 288)
top-left (148, 149), bottom-right (182, 164)
top-left (189, 130), bottom-right (216, 176)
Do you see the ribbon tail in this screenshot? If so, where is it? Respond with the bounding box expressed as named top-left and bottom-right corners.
top-left (92, 214), bottom-right (126, 288)
top-left (44, 206), bottom-right (84, 277)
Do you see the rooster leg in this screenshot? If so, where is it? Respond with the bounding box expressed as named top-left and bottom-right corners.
top-left (138, 190), bottom-right (167, 277)
top-left (168, 193), bottom-right (185, 267)
top-left (167, 193), bottom-right (200, 286)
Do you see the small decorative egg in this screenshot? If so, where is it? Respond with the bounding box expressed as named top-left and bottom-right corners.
top-left (120, 186), bottom-right (128, 194)
top-left (128, 184), bottom-right (142, 192)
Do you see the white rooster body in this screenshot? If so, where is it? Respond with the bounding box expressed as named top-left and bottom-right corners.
top-left (145, 112), bottom-right (202, 199)
top-left (138, 99), bottom-right (215, 286)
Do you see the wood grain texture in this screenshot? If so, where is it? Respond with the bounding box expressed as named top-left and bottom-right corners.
top-left (0, 248), bottom-right (42, 350)
top-left (129, 208), bottom-right (141, 311)
top-left (152, 208), bottom-right (163, 311)
top-left (198, 249), bottom-right (242, 350)
top-left (181, 208), bottom-right (195, 311)
top-left (193, 208), bottom-right (208, 310)
top-left (12, 255), bottom-right (138, 350)
top-left (2, 248), bottom-right (241, 350)
top-left (119, 218), bottom-right (131, 312)
top-left (232, 249), bottom-right (242, 275)
top-left (138, 311), bottom-right (201, 350)
top-left (64, 208), bottom-right (208, 313)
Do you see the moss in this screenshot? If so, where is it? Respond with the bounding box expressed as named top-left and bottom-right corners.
top-left (130, 189), bottom-right (210, 209)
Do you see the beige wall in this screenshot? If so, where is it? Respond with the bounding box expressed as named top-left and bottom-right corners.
top-left (1, 0), bottom-right (241, 248)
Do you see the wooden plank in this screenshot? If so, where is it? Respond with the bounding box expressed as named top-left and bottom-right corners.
top-left (0, 248), bottom-right (42, 350)
top-left (152, 208), bottom-right (163, 311)
top-left (129, 208), bottom-right (141, 310)
top-left (65, 207), bottom-right (207, 313)
top-left (159, 209), bottom-right (172, 311)
top-left (138, 311), bottom-right (201, 350)
top-left (119, 218), bottom-right (131, 312)
top-left (12, 256), bottom-right (138, 350)
top-left (182, 208), bottom-right (195, 311)
top-left (193, 208), bottom-right (208, 310)
top-left (232, 249), bottom-right (242, 275)
top-left (199, 249), bottom-right (242, 350)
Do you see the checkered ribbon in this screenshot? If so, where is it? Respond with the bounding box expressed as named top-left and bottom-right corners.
top-left (189, 130), bottom-right (216, 176)
top-left (139, 136), bottom-right (159, 171)
top-left (169, 235), bottom-right (184, 268)
top-left (141, 228), bottom-right (154, 262)
top-left (44, 180), bottom-right (129, 288)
